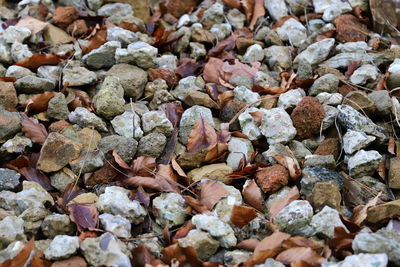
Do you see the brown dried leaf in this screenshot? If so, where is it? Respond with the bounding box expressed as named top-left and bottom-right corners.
top-left (345, 61), bottom-right (361, 78)
top-left (273, 154), bottom-right (301, 182)
top-left (68, 203), bottom-right (98, 231)
top-left (15, 54), bottom-right (65, 70)
top-left (162, 243), bottom-right (203, 266)
top-left (165, 103), bottom-right (184, 128)
top-left (222, 0), bottom-right (241, 9)
top-left (0, 238), bottom-right (34, 267)
top-left (51, 256), bottom-right (87, 267)
top-left (222, 59), bottom-right (260, 82)
top-left (175, 58), bottom-right (203, 78)
top-left (200, 180), bottom-right (229, 210)
top-left (111, 150), bottom-right (130, 169)
top-left (350, 192), bottom-right (381, 226)
top-left (123, 176), bottom-right (162, 191)
top-left (173, 220), bottom-right (195, 241)
top-left (334, 14), bottom-right (368, 42)
top-left (183, 195), bottom-right (209, 213)
top-left (20, 113), bottom-right (48, 145)
top-left (131, 156), bottom-right (157, 177)
top-left (82, 28), bottom-right (107, 54)
top-left (388, 135), bottom-right (396, 155)
top-left (275, 247), bottom-right (326, 266)
top-left (328, 227), bottom-right (356, 259)
top-left (243, 179), bottom-right (264, 211)
top-left (230, 205), bottom-right (258, 227)
top-left (236, 239), bottom-right (259, 251)
top-left (162, 0), bottom-right (198, 18)
top-left (131, 244), bottom-right (156, 267)
top-left (22, 92), bottom-right (57, 114)
top-left (249, 0), bottom-right (265, 30)
top-left (15, 16), bottom-right (48, 34)
top-left (269, 186), bottom-right (300, 219)
top-left (187, 118), bottom-right (218, 153)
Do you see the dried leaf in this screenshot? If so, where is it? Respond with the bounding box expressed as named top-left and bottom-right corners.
top-left (236, 239), bottom-right (259, 251)
top-left (246, 232), bottom-right (290, 265)
top-left (155, 164), bottom-right (180, 193)
top-left (15, 54), bottom-right (65, 70)
top-left (243, 179), bottom-right (264, 211)
top-left (148, 68), bottom-right (178, 87)
top-left (111, 150), bottom-right (130, 169)
top-left (275, 247), bottom-right (326, 266)
top-left (131, 244), bottom-right (156, 267)
top-left (68, 203), bottom-right (98, 231)
top-left (328, 227), bottom-right (356, 259)
top-left (222, 0), bottom-right (241, 9)
top-left (376, 71), bottom-right (390, 91)
top-left (345, 61), bottom-right (361, 77)
top-left (82, 28), bottom-right (107, 54)
top-left (165, 103), bottom-right (184, 128)
top-left (131, 156), bottom-right (157, 176)
top-left (20, 113), bottom-right (48, 145)
top-left (183, 196), bottom-right (209, 214)
top-left (124, 176), bottom-right (162, 191)
top-left (350, 193), bottom-right (381, 226)
top-left (171, 158), bottom-right (187, 178)
top-left (61, 184), bottom-right (85, 208)
top-left (0, 238), bottom-right (34, 267)
top-left (15, 16), bottom-right (48, 34)
top-left (334, 14), bottom-right (368, 42)
top-left (19, 167), bottom-right (53, 191)
top-left (187, 118), bottom-right (217, 153)
top-left (175, 58), bottom-right (203, 78)
top-left (51, 256), bottom-right (87, 267)
top-left (162, 0), bottom-right (198, 18)
top-left (200, 180), bottom-right (229, 210)
top-left (173, 220), bottom-right (195, 241)
top-left (208, 28), bottom-right (253, 57)
top-left (269, 186), bottom-right (300, 219)
top-left (230, 205), bottom-right (258, 227)
top-left (388, 135), bottom-right (396, 155)
top-left (249, 0), bottom-right (265, 30)
top-left (273, 154), bottom-right (301, 182)
top-left (22, 92), bottom-right (57, 114)
top-left (222, 59), bottom-right (260, 83)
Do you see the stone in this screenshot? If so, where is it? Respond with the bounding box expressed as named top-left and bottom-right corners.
top-left (343, 130), bottom-right (375, 155)
top-left (337, 104), bottom-right (388, 143)
top-left (308, 74), bottom-right (339, 96)
top-left (53, 6), bottom-right (79, 28)
top-left (41, 213), bottom-right (76, 238)
top-left (0, 135), bottom-right (32, 163)
top-left (190, 28), bottom-right (216, 44)
top-left (256, 165), bottom-right (289, 194)
top-left (99, 213), bottom-right (131, 238)
top-left (68, 107), bottom-right (108, 132)
top-left (93, 76), bottom-right (125, 120)
top-left (6, 66), bottom-right (34, 79)
top-left (350, 64), bottom-right (379, 85)
top-left (183, 90), bottom-right (219, 109)
top-left (322, 253), bottom-right (388, 267)
top-left (111, 111), bottom-right (143, 139)
top-left (83, 41), bottom-right (120, 69)
top-left (189, 42), bottom-right (207, 59)
top-left (44, 235), bottom-right (79, 260)
top-left (0, 241), bottom-right (25, 263)
top-left (276, 18), bottom-right (307, 47)
top-left (50, 167), bottom-right (77, 192)
top-left (3, 26), bottom-right (31, 43)
top-left (11, 43), bottom-right (32, 63)
top-left (62, 63), bottom-right (97, 86)
top-left (234, 86), bottom-right (261, 106)
top-left (107, 27), bottom-right (137, 47)
top-left (192, 214), bottom-right (237, 248)
top-left (336, 41), bottom-right (370, 53)
top-left (238, 107), bottom-right (263, 140)
top-left (137, 132), bottom-right (166, 158)
top-left (15, 76), bottom-right (54, 94)
top-left (388, 58), bottom-right (400, 89)
top-left (37, 132), bottom-right (82, 173)
top-left (289, 140), bottom-right (312, 161)
top-left (264, 46), bottom-right (291, 71)
top-left (76, 128), bottom-right (101, 150)
top-left (0, 42), bottom-right (12, 65)
top-left (352, 229), bottom-right (400, 265)
top-left (322, 3), bottom-right (352, 22)
top-left (226, 137), bottom-right (254, 171)
top-left (116, 41), bottom-right (157, 69)
top-left (214, 183), bottom-right (243, 223)
top-left (144, 78), bottom-right (168, 98)
top-left (142, 111), bottom-right (173, 136)
top-left (311, 182), bottom-right (341, 211)
top-left (366, 200), bottom-right (400, 224)
top-left (0, 168), bottom-right (20, 191)
top-left (344, 176), bottom-right (390, 207)
top-left (322, 52), bottom-right (393, 69)
top-left (107, 64), bottom-right (147, 100)
top-left (98, 3), bottom-right (133, 17)
top-left (172, 76), bottom-right (205, 101)
top-left (254, 71), bottom-right (279, 88)
top-left (273, 200), bottom-right (314, 236)
top-left (202, 3), bottom-right (225, 26)
top-left (98, 135), bottom-right (138, 163)
top-left (47, 93), bottom-right (70, 120)
top-left (316, 92), bottom-right (343, 106)
top-left (153, 193), bottom-right (187, 228)
top-left (0, 110), bottom-right (21, 141)
top-left (69, 149), bottom-right (103, 174)
top-left (262, 143), bottom-right (293, 164)
top-left (293, 38), bottom-right (335, 67)
top-left (188, 163), bottom-right (233, 184)
top-left (321, 105), bottom-right (338, 130)
top-left (258, 258), bottom-right (286, 267)
top-left (347, 150), bottom-right (382, 178)
top-left (291, 97), bottom-right (325, 139)
top-left (314, 138), bottom-right (340, 160)
top-left (210, 23), bottom-right (232, 41)
top-left (368, 90), bottom-right (392, 119)
top-left (311, 206), bottom-right (348, 238)
top-left (286, 0), bottom-right (309, 14)
top-left (80, 232), bottom-right (131, 267)
top-left (0, 82), bottom-right (18, 109)
top-left (389, 157), bottom-right (400, 189)
top-left (264, 0), bottom-right (288, 20)
top-left (178, 229), bottom-right (219, 261)
top-left (97, 186), bottom-right (146, 224)
top-left (342, 91), bottom-right (376, 116)
top-left (224, 250), bottom-right (252, 266)
top-left (304, 155), bottom-right (336, 169)
top-left (243, 44), bottom-right (264, 63)
top-left (179, 105), bottom-right (215, 144)
top-left (300, 166), bottom-right (343, 198)
top-left (260, 107), bottom-right (296, 144)
top-left (277, 89), bottom-right (305, 110)
top-left (0, 216), bottom-right (25, 249)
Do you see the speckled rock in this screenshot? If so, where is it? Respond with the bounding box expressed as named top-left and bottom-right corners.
top-left (137, 133), bottom-right (166, 158)
top-left (0, 216), bottom-right (25, 249)
top-left (310, 206), bottom-right (348, 238)
top-left (44, 235), bottom-right (79, 260)
top-left (99, 213), bottom-right (131, 238)
top-left (0, 168), bottom-right (20, 191)
top-left (260, 107), bottom-right (296, 144)
top-left (93, 76), bottom-right (125, 120)
top-left (153, 193), bottom-right (187, 228)
top-left (348, 150), bottom-right (382, 178)
top-left (68, 107), bottom-right (108, 132)
top-left (41, 213), bottom-right (76, 238)
top-left (178, 229), bottom-right (219, 261)
top-left (98, 135), bottom-right (137, 163)
top-left (274, 200), bottom-right (314, 236)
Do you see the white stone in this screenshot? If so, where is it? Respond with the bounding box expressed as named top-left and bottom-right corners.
top-left (226, 137), bottom-right (254, 171)
top-left (294, 38), bottom-right (335, 67)
top-left (264, 0), bottom-right (288, 20)
top-left (44, 235), bottom-right (79, 260)
top-left (321, 105), bottom-right (339, 130)
top-left (107, 27), bottom-right (137, 47)
top-left (260, 107), bottom-right (296, 144)
top-left (336, 41), bottom-right (371, 53)
top-left (238, 107), bottom-right (264, 140)
top-left (348, 150), bottom-right (382, 178)
top-left (6, 65), bottom-right (35, 79)
top-left (172, 76), bottom-right (205, 100)
top-left (388, 58), bottom-right (400, 89)
top-left (99, 213), bottom-right (131, 238)
top-left (3, 26), bottom-right (31, 43)
top-left (11, 42), bottom-right (32, 62)
top-left (0, 216), bottom-right (25, 248)
top-left (310, 206), bottom-right (348, 238)
top-left (111, 111), bottom-right (143, 139)
top-left (343, 130), bottom-right (376, 154)
top-left (116, 41), bottom-right (157, 69)
top-left (277, 88), bottom-right (306, 110)
top-left (153, 193), bottom-right (187, 228)
top-left (68, 107), bottom-right (108, 132)
top-left (210, 23), bottom-right (232, 41)
top-left (322, 253), bottom-right (388, 267)
top-left (276, 18), bottom-right (307, 47)
top-left (322, 3), bottom-right (352, 22)
top-left (141, 111), bottom-right (173, 136)
top-left (243, 44), bottom-right (264, 63)
top-left (264, 45), bottom-right (292, 71)
top-left (350, 64), bottom-right (379, 85)
top-left (154, 54), bottom-right (178, 70)
top-left (234, 86), bottom-right (261, 106)
top-left (316, 92), bottom-right (343, 106)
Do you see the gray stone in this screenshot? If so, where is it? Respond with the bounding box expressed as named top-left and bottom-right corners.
top-left (0, 216), bottom-right (25, 250)
top-left (286, 0), bottom-right (310, 14)
top-left (254, 71), bottom-right (279, 88)
top-left (322, 3), bottom-right (352, 22)
top-left (155, 54), bottom-right (178, 71)
top-left (238, 107), bottom-right (263, 140)
top-left (214, 183), bottom-right (243, 223)
top-left (83, 41), bottom-right (120, 69)
top-left (336, 41), bottom-right (371, 53)
top-left (99, 213), bottom-right (131, 238)
top-left (289, 140), bottom-right (312, 161)
top-left (316, 92), bottom-right (343, 106)
top-left (264, 46), bottom-right (292, 71)
top-left (256, 258), bottom-right (286, 267)
top-left (308, 74), bottom-right (339, 96)
top-left (178, 229), bottom-right (219, 261)
top-left (41, 213), bottom-right (76, 238)
top-left (15, 76), bottom-right (54, 93)
top-left (304, 155), bottom-right (336, 169)
top-left (300, 166), bottom-right (343, 198)
top-left (97, 186), bottom-right (146, 224)
top-left (276, 18), bottom-right (307, 47)
top-left (98, 135), bottom-right (138, 163)
top-left (68, 107), bottom-right (108, 132)
top-left (277, 88), bottom-right (305, 110)
top-left (44, 235), bottom-right (79, 260)
top-left (107, 64), bottom-right (147, 100)
top-left (97, 3), bottom-right (133, 18)
top-left (0, 241), bottom-right (25, 263)
top-left (6, 65), bottom-right (34, 79)
top-left (11, 43), bottom-right (32, 62)
top-left (87, 0), bottom-right (103, 10)
top-left (260, 107), bottom-right (296, 144)
top-left (388, 58), bottom-right (400, 89)
top-left (80, 232), bottom-right (132, 267)
top-left (322, 52), bottom-right (393, 69)
top-left (262, 143), bottom-right (293, 164)
top-left (264, 0), bottom-right (288, 20)
top-left (0, 110), bottom-right (21, 141)
top-left (0, 42), bottom-right (12, 65)
top-left (153, 193), bottom-right (187, 228)
top-left (321, 105), bottom-right (339, 130)
top-left (347, 150), bottom-right (382, 178)
top-left (0, 168), bottom-right (20, 191)
top-left (273, 200), bottom-right (314, 236)
top-left (47, 93), bottom-right (70, 120)
top-left (69, 149), bottom-right (103, 174)
top-left (227, 137), bottom-right (255, 171)
top-left (62, 62), bottom-right (97, 86)
top-left (322, 253), bottom-right (388, 267)
top-left (3, 26), bottom-right (31, 43)
top-left (190, 42), bottom-right (206, 59)
top-left (343, 130), bottom-right (375, 155)
top-left (202, 3), bottom-right (225, 25)
top-left (179, 105), bottom-right (215, 144)
top-left (107, 27), bottom-right (137, 47)
top-left (368, 90), bottom-right (392, 118)
top-left (142, 111), bottom-right (173, 136)
top-left (116, 41), bottom-right (157, 69)
top-left (0, 135), bottom-right (32, 162)
top-left (234, 86), bottom-right (261, 106)
top-left (172, 76), bottom-right (205, 100)
top-left (93, 76), bottom-right (125, 120)
top-left (111, 111), bottom-right (143, 139)
top-left (350, 64), bottom-right (379, 85)
top-left (310, 206), bottom-right (348, 238)
top-left (137, 133), bottom-right (167, 158)
top-left (243, 44), bottom-right (264, 63)
top-left (210, 23), bottom-right (232, 41)
top-left (293, 38), bottom-right (335, 67)
top-left (19, 207), bottom-right (49, 235)
top-left (36, 65), bottom-right (61, 84)
top-left (50, 168), bottom-right (77, 192)
top-left (224, 250), bottom-right (252, 266)
top-left (192, 214), bottom-right (237, 248)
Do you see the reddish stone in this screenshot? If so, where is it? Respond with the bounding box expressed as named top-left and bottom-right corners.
top-left (53, 6), bottom-right (79, 28)
top-left (256, 165), bottom-right (289, 194)
top-left (338, 85), bottom-right (356, 96)
top-left (49, 120), bottom-right (71, 133)
top-left (291, 97), bottom-right (325, 140)
top-left (314, 138), bottom-right (340, 160)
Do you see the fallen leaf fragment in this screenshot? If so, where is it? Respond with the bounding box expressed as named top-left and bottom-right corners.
top-left (20, 113), bottom-right (49, 145)
top-left (249, 0), bottom-right (265, 30)
top-left (350, 192), bottom-right (381, 226)
top-left (0, 238), bottom-right (34, 267)
top-left (22, 92), bottom-right (57, 114)
top-left (200, 180), bottom-right (229, 210)
top-left (275, 247), bottom-right (326, 266)
top-left (230, 205), bottom-right (258, 227)
top-left (272, 154), bottom-right (301, 182)
top-left (15, 54), bottom-right (66, 70)
top-left (243, 179), bottom-right (264, 211)
top-left (187, 118), bottom-right (218, 153)
top-left (68, 203), bottom-right (99, 231)
top-left (246, 232), bottom-right (290, 265)
top-left (15, 16), bottom-right (48, 34)
top-left (269, 186), bottom-right (300, 219)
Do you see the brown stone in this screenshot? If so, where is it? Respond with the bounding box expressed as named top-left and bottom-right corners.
top-left (76, 128), bottom-right (101, 150)
top-left (342, 91), bottom-right (376, 116)
top-left (389, 157), bottom-right (400, 189)
top-left (259, 95), bottom-right (277, 110)
top-left (334, 14), bottom-right (368, 42)
top-left (314, 138), bottom-right (340, 160)
top-left (37, 132), bottom-right (82, 173)
top-left (52, 6), bottom-right (79, 28)
top-left (311, 182), bottom-right (341, 212)
top-left (338, 85), bottom-right (356, 96)
top-left (183, 90), bottom-right (219, 109)
top-left (367, 199), bottom-right (400, 224)
top-left (48, 120), bottom-right (71, 133)
top-left (0, 82), bottom-right (18, 109)
top-left (256, 164), bottom-right (289, 194)
top-left (291, 97), bottom-right (325, 140)
top-left (190, 27), bottom-right (216, 44)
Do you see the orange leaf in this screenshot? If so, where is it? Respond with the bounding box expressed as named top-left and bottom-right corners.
top-left (276, 247), bottom-right (326, 266)
top-left (20, 113), bottom-right (48, 145)
top-left (15, 54), bottom-right (65, 70)
top-left (51, 256), bottom-right (87, 267)
top-left (187, 118), bottom-right (217, 153)
top-left (22, 92), bottom-right (57, 114)
top-left (183, 196), bottom-right (209, 214)
top-left (230, 205), bottom-right (258, 227)
top-left (1, 238), bottom-right (34, 267)
top-left (123, 176), bottom-right (162, 191)
top-left (249, 0), bottom-right (265, 29)
top-left (269, 186), bottom-right (299, 219)
top-left (388, 135), bottom-right (396, 155)
top-left (222, 0), bottom-right (241, 9)
top-left (111, 150), bottom-right (130, 169)
top-left (200, 180), bottom-right (229, 210)
top-left (243, 179), bottom-right (264, 211)
top-left (236, 239), bottom-right (259, 251)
